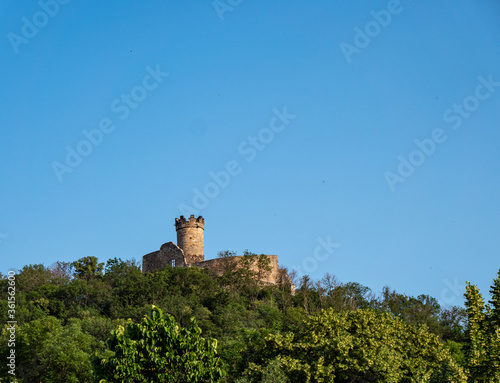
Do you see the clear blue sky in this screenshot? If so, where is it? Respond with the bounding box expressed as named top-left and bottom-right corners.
top-left (1, 0), bottom-right (499, 307)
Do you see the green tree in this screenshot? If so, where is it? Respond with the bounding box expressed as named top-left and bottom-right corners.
top-left (333, 281), bottom-right (374, 311)
top-left (237, 359), bottom-right (289, 383)
top-left (489, 269), bottom-right (500, 329)
top-left (379, 287), bottom-right (441, 334)
top-left (489, 269), bottom-right (500, 380)
top-left (439, 305), bottom-right (467, 343)
top-left (244, 308), bottom-right (465, 383)
top-left (464, 279), bottom-right (500, 382)
top-left (94, 305), bottom-right (226, 382)
top-left (0, 316), bottom-right (95, 382)
top-left (72, 256), bottom-right (104, 281)
top-left (16, 264), bottom-right (53, 292)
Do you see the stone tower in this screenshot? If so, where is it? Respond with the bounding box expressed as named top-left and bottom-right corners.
top-left (175, 215), bottom-right (205, 264)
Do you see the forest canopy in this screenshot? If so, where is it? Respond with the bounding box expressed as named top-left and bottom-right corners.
top-left (0, 256), bottom-right (499, 382)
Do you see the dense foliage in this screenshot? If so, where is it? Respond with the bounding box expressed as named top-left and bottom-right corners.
top-left (463, 270), bottom-right (500, 382)
top-left (94, 306), bottom-right (226, 382)
top-left (240, 309), bottom-right (465, 382)
top-left (0, 254), bottom-right (498, 382)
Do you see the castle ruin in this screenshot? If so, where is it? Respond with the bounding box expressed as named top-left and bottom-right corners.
top-left (142, 215), bottom-right (287, 287)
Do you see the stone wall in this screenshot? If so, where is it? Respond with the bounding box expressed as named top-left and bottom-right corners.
top-left (142, 250), bottom-right (294, 291)
top-left (142, 242), bottom-right (185, 272)
top-left (143, 251), bottom-right (280, 285)
top-left (142, 250), bottom-right (161, 273)
top-left (190, 255), bottom-right (280, 285)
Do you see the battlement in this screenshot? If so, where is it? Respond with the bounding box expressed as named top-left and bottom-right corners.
top-left (175, 215), bottom-right (205, 230)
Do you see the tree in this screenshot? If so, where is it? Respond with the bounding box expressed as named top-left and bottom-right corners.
top-left (438, 305), bottom-right (467, 342)
top-left (217, 250), bottom-right (273, 301)
top-left (94, 306), bottom-right (226, 382)
top-left (104, 257), bottom-right (141, 279)
top-left (379, 286), bottom-right (441, 334)
top-left (489, 269), bottom-right (500, 329)
top-left (72, 256), bottom-right (104, 281)
top-left (244, 308), bottom-right (466, 382)
top-left (0, 316), bottom-right (95, 382)
top-left (276, 266), bottom-right (295, 313)
top-left (49, 261), bottom-right (74, 284)
top-left (333, 281), bottom-right (374, 311)
top-left (464, 282), bottom-right (488, 380)
top-left (237, 359), bottom-right (289, 383)
top-left (16, 264), bottom-right (53, 293)
top-left (464, 277), bottom-right (500, 382)
top-left (489, 269), bottom-right (500, 379)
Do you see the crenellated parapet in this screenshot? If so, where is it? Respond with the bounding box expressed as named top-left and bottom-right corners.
top-left (175, 215), bottom-right (205, 229)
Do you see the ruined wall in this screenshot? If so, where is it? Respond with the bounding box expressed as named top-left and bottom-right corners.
top-left (190, 255), bottom-right (280, 285)
top-left (142, 242), bottom-right (185, 272)
top-left (143, 250), bottom-right (293, 290)
top-left (142, 251), bottom-right (161, 273)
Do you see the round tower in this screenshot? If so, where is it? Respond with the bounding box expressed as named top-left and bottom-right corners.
top-left (175, 215), bottom-right (205, 264)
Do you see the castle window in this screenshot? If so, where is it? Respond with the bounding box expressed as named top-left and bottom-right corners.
top-left (171, 259), bottom-right (176, 267)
